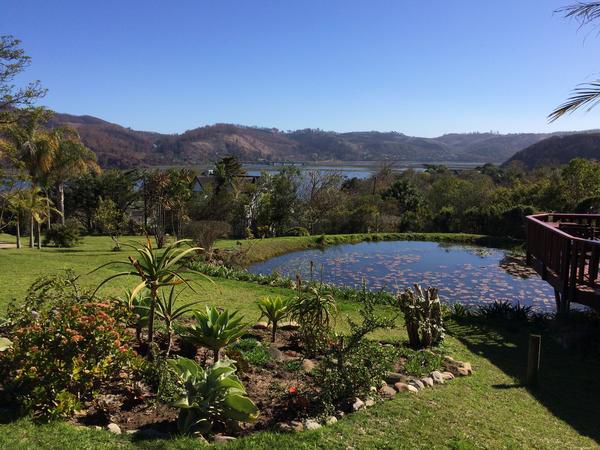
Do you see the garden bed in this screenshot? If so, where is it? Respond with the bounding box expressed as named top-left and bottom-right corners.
top-left (67, 324), bottom-right (473, 440)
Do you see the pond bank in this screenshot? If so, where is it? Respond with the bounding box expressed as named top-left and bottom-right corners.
top-left (215, 232), bottom-right (523, 267)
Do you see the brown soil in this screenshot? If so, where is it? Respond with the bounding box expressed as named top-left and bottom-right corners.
top-left (73, 328), bottom-right (317, 435)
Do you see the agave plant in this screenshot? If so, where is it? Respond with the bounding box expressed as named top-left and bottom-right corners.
top-left (178, 306), bottom-right (246, 361)
top-left (257, 296), bottom-right (291, 342)
top-left (168, 357), bottom-right (259, 434)
top-left (92, 238), bottom-right (203, 343)
top-left (156, 287), bottom-right (201, 355)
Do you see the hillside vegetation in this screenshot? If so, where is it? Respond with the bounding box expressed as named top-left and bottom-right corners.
top-left (49, 113), bottom-right (579, 168)
top-left (505, 133), bottom-right (600, 169)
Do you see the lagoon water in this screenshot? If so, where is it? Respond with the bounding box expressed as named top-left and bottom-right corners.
top-left (249, 240), bottom-right (557, 312)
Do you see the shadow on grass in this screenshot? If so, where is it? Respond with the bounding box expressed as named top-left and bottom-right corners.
top-left (448, 317), bottom-right (600, 443)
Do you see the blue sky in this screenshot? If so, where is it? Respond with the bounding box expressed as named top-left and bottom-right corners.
top-left (3, 0), bottom-right (600, 136)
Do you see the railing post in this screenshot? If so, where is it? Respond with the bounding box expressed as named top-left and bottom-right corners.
top-left (527, 334), bottom-right (542, 387)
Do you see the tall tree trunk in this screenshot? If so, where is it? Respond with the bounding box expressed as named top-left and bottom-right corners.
top-left (58, 182), bottom-right (65, 225)
top-left (15, 215), bottom-right (21, 249)
top-left (46, 192), bottom-right (52, 231)
top-left (29, 213), bottom-right (34, 248)
top-left (36, 221), bottom-right (41, 249)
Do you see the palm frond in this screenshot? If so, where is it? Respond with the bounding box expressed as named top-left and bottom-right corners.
top-left (548, 80), bottom-right (600, 122)
top-left (558, 2), bottom-right (600, 27)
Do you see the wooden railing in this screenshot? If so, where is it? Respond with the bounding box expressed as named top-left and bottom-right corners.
top-left (526, 213), bottom-right (600, 312)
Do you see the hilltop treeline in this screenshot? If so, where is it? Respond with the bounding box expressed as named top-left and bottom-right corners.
top-left (41, 156), bottom-right (600, 244)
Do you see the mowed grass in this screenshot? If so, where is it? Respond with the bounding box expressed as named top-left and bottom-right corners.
top-left (0, 234), bottom-right (598, 449)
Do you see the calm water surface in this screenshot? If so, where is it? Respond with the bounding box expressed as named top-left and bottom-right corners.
top-left (249, 241), bottom-right (557, 311)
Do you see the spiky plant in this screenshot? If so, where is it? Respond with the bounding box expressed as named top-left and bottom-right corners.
top-left (178, 306), bottom-right (247, 361)
top-left (92, 238), bottom-right (203, 344)
top-left (156, 286), bottom-right (201, 355)
top-left (257, 296), bottom-right (291, 342)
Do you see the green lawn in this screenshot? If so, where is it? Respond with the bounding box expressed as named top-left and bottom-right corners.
top-left (0, 235), bottom-right (598, 449)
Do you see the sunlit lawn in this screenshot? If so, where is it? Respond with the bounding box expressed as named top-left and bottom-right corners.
top-left (0, 234), bottom-right (598, 449)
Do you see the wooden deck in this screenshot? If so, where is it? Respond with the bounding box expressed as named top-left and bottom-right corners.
top-left (526, 213), bottom-right (600, 313)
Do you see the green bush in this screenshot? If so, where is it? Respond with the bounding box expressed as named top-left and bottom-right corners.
top-left (285, 226), bottom-right (310, 236)
top-left (184, 220), bottom-right (232, 254)
top-left (168, 357), bottom-right (259, 434)
top-left (398, 348), bottom-right (443, 377)
top-left (317, 287), bottom-right (396, 402)
top-left (230, 338), bottom-right (271, 366)
top-left (43, 219), bottom-right (82, 248)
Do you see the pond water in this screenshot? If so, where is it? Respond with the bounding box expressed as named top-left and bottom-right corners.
top-left (249, 240), bottom-right (557, 312)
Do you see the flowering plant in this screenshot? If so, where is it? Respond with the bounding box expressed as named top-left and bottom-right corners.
top-left (0, 301), bottom-right (134, 419)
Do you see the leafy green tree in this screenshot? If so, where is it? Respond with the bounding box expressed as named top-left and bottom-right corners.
top-left (50, 131), bottom-right (100, 224)
top-left (560, 159), bottom-right (600, 209)
top-left (94, 197), bottom-right (128, 250)
top-left (0, 35), bottom-right (47, 125)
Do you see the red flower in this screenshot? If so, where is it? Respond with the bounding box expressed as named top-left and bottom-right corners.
top-left (288, 386), bottom-right (297, 395)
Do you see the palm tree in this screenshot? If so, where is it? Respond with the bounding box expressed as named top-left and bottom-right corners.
top-left (19, 187), bottom-right (60, 249)
top-left (50, 130), bottom-right (100, 224)
top-left (549, 2), bottom-right (600, 122)
top-left (5, 189), bottom-right (27, 248)
top-left (3, 109), bottom-right (56, 187)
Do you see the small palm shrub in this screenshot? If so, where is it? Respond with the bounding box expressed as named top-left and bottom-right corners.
top-left (168, 357), bottom-right (259, 434)
top-left (289, 286), bottom-right (337, 356)
top-left (257, 296), bottom-right (291, 342)
top-left (177, 307), bottom-right (246, 360)
top-left (397, 284), bottom-right (444, 349)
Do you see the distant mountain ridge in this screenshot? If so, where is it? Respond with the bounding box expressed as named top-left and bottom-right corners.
top-left (48, 112), bottom-right (594, 168)
top-left (505, 133), bottom-right (600, 169)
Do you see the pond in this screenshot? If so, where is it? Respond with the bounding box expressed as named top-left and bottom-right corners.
top-left (249, 240), bottom-right (557, 312)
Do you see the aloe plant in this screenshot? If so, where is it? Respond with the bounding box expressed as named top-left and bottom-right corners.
top-left (118, 288), bottom-right (152, 343)
top-left (257, 296), bottom-right (290, 342)
top-left (178, 306), bottom-right (246, 360)
top-left (168, 357), bottom-right (259, 434)
top-left (289, 286), bottom-right (337, 356)
top-left (92, 238), bottom-right (203, 343)
top-left (156, 287), bottom-right (201, 355)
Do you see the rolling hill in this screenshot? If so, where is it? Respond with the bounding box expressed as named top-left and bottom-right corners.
top-left (47, 112), bottom-right (585, 168)
top-left (504, 133), bottom-right (600, 169)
